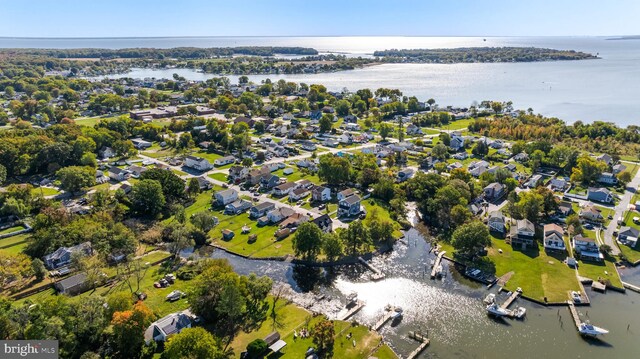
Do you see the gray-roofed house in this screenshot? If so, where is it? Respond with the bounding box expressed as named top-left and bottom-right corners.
top-left (487, 211), bottom-right (505, 234)
top-left (108, 166), bottom-right (128, 182)
top-left (185, 156), bottom-right (213, 171)
top-left (260, 174), bottom-right (281, 189)
top-left (484, 183), bottom-right (505, 200)
top-left (44, 242), bottom-right (93, 269)
top-left (543, 224), bottom-right (566, 252)
top-left (225, 199), bottom-right (251, 215)
top-left (338, 194), bottom-right (362, 217)
top-left (510, 219), bottom-right (536, 250)
top-left (144, 312), bottom-right (192, 343)
top-left (311, 186), bottom-right (331, 202)
top-left (267, 207), bottom-right (295, 223)
top-left (312, 214), bottom-right (333, 233)
top-left (618, 226), bottom-right (639, 247)
top-left (587, 187), bottom-right (613, 204)
top-left (214, 188), bottom-right (238, 206)
top-left (54, 273), bottom-right (89, 295)
top-left (273, 182), bottom-right (296, 197)
top-left (250, 202), bottom-right (276, 219)
top-left (573, 235), bottom-right (603, 262)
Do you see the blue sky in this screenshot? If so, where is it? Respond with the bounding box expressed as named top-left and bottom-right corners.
top-left (1, 0), bottom-right (639, 37)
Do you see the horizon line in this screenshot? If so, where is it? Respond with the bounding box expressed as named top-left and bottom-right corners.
top-left (0, 35), bottom-right (635, 40)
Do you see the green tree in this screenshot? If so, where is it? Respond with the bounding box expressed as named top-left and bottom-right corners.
top-left (379, 122), bottom-right (393, 140)
top-left (319, 114), bottom-right (333, 134)
top-left (472, 141), bottom-right (489, 157)
top-left (131, 179), bottom-right (166, 217)
top-left (432, 143), bottom-right (449, 161)
top-left (191, 211), bottom-right (217, 234)
top-left (322, 232), bottom-right (343, 262)
top-left (254, 121), bottom-right (265, 133)
top-left (186, 177), bottom-right (201, 198)
top-left (140, 168), bottom-right (185, 202)
top-left (162, 327), bottom-right (225, 359)
top-left (318, 155), bottom-right (352, 186)
top-left (570, 155), bottom-right (606, 185)
top-left (451, 221), bottom-right (491, 256)
top-left (617, 171), bottom-right (632, 186)
top-left (340, 220), bottom-right (369, 255)
top-left (335, 99), bottom-right (351, 116)
top-left (312, 319), bottom-right (335, 353)
top-left (56, 166), bottom-right (96, 193)
top-left (0, 164), bottom-right (6, 185)
top-left (241, 157), bottom-right (253, 167)
top-left (292, 222), bottom-right (323, 261)
top-left (31, 258), bottom-right (47, 281)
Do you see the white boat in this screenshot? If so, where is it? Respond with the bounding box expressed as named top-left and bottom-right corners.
top-left (571, 291), bottom-right (582, 303)
top-left (346, 292), bottom-right (358, 305)
top-left (392, 307), bottom-right (403, 320)
top-left (483, 293), bottom-right (496, 305)
top-left (578, 322), bottom-right (609, 336)
top-left (486, 303), bottom-right (510, 317)
top-left (435, 265), bottom-right (444, 277)
top-left (514, 307), bottom-right (527, 319)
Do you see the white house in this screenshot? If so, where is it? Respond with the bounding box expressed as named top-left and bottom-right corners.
top-left (273, 182), bottom-right (296, 197)
top-left (214, 189), bottom-right (238, 206)
top-left (597, 172), bottom-right (618, 185)
top-left (573, 235), bottom-right (603, 262)
top-left (185, 156), bottom-right (213, 171)
top-left (487, 211), bottom-right (505, 234)
top-left (543, 224), bottom-right (566, 252)
top-left (450, 133), bottom-right (465, 151)
top-left (289, 187), bottom-right (310, 202)
top-left (214, 155), bottom-right (236, 167)
top-left (108, 166), bottom-right (128, 182)
top-left (267, 207), bottom-right (295, 223)
top-left (311, 186), bottom-right (331, 202)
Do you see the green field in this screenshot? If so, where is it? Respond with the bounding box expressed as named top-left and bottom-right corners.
top-left (74, 115), bottom-right (122, 127)
top-left (0, 233), bottom-right (29, 255)
top-left (0, 225), bottom-right (26, 236)
top-left (31, 187), bottom-right (60, 197)
top-left (208, 172), bottom-right (228, 183)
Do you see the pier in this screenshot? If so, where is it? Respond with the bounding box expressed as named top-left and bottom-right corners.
top-left (337, 300), bottom-right (365, 321)
top-left (567, 301), bottom-right (582, 330)
top-left (372, 306), bottom-right (396, 331)
top-left (406, 331), bottom-right (430, 359)
top-left (358, 257), bottom-right (385, 281)
top-left (430, 251), bottom-right (446, 279)
top-left (623, 281), bottom-right (640, 294)
top-left (500, 288), bottom-right (521, 310)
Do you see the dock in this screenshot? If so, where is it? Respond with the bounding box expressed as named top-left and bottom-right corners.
top-left (623, 281), bottom-right (640, 294)
top-left (567, 301), bottom-right (581, 330)
top-left (372, 306), bottom-right (396, 331)
top-left (337, 300), bottom-right (365, 321)
top-left (500, 288), bottom-right (521, 310)
top-left (430, 251), bottom-right (446, 279)
top-left (591, 281), bottom-right (606, 292)
top-left (406, 331), bottom-right (430, 359)
top-left (358, 257), bottom-right (385, 281)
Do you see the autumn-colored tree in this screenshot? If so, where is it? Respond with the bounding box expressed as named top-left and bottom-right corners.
top-left (312, 319), bottom-right (335, 353)
top-left (111, 302), bottom-right (155, 358)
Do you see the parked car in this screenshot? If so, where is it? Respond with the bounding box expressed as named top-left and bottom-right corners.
top-left (166, 290), bottom-right (184, 302)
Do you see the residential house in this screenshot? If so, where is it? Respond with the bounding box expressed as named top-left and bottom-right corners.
top-left (312, 214), bottom-right (333, 233)
top-left (280, 213), bottom-right (309, 228)
top-left (144, 312), bottom-right (192, 343)
top-left (300, 141), bottom-right (317, 151)
top-left (484, 183), bottom-right (505, 200)
top-left (295, 179), bottom-right (314, 190)
top-left (579, 204), bottom-right (604, 223)
top-left (185, 156), bottom-right (214, 171)
top-left (214, 155), bottom-right (236, 167)
top-left (344, 114), bottom-right (358, 123)
top-left (225, 199), bottom-right (251, 215)
top-left (573, 235), bottom-right (603, 261)
top-left (469, 163), bottom-right (489, 177)
top-left (525, 174), bottom-right (543, 188)
top-left (598, 172), bottom-right (618, 185)
top-left (338, 194), bottom-right (362, 217)
top-left (337, 188), bottom-right (355, 201)
top-left (54, 273), bottom-right (89, 295)
top-left (549, 178), bottom-right (568, 191)
top-left (311, 186), bottom-right (331, 202)
top-left (273, 182), bottom-right (296, 197)
top-left (557, 201), bottom-right (573, 217)
top-left (452, 152), bottom-right (468, 160)
top-left (98, 146), bottom-right (115, 159)
top-left (587, 187), bottom-right (613, 204)
top-left (596, 153), bottom-right (613, 166)
top-left (131, 138), bottom-right (152, 149)
top-left (613, 163), bottom-right (627, 174)
top-left (214, 189), bottom-right (238, 206)
top-left (260, 174), bottom-right (281, 189)
top-left (447, 162), bottom-right (463, 171)
top-left (619, 226), bottom-right (639, 247)
top-left (267, 207), bottom-right (295, 224)
top-left (127, 165), bottom-right (147, 178)
top-left (450, 133), bottom-right (465, 151)
top-left (510, 219), bottom-right (536, 250)
top-left (514, 152), bottom-right (529, 162)
top-left (406, 124), bottom-right (423, 135)
top-left (194, 176), bottom-right (213, 190)
top-left (487, 211), bottom-right (506, 234)
top-left (108, 166), bottom-right (128, 182)
top-left (250, 202), bottom-right (276, 219)
top-left (397, 168), bottom-right (415, 182)
top-left (248, 167), bottom-right (270, 185)
top-left (344, 123), bottom-right (360, 131)
top-left (95, 170), bottom-right (109, 184)
top-left (289, 187), bottom-right (310, 202)
top-left (543, 224), bottom-right (566, 252)
top-left (44, 242), bottom-right (93, 269)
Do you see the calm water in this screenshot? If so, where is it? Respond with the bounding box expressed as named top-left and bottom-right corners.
top-left (12, 36), bottom-right (635, 126)
top-left (187, 226), bottom-right (640, 359)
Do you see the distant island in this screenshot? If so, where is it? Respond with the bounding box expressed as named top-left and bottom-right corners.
top-left (373, 47), bottom-right (598, 63)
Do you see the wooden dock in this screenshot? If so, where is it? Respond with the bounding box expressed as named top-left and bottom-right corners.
top-left (430, 251), bottom-right (446, 279)
top-left (358, 257), bottom-right (385, 281)
top-left (591, 281), bottom-right (606, 292)
top-left (500, 289), bottom-right (521, 310)
top-left (567, 301), bottom-right (582, 329)
top-left (406, 331), bottom-right (430, 359)
top-left (372, 306), bottom-right (396, 331)
top-left (337, 300), bottom-right (364, 321)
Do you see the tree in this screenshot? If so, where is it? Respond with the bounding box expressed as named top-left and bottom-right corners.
top-left (566, 214), bottom-right (583, 235)
top-left (166, 223), bottom-right (194, 260)
top-left (186, 178), bottom-right (201, 199)
top-left (191, 211), bottom-right (217, 234)
top-left (322, 232), bottom-right (343, 262)
top-left (0, 164), bottom-right (6, 185)
top-left (570, 155), bottom-right (607, 184)
top-left (335, 100), bottom-right (351, 116)
top-left (140, 168), bottom-right (185, 202)
top-left (372, 177), bottom-right (395, 202)
top-left (515, 191), bottom-right (544, 223)
top-left (432, 143), bottom-right (449, 160)
top-left (57, 166), bottom-right (95, 193)
top-left (292, 222), bottom-right (323, 261)
top-left (162, 327), bottom-right (225, 359)
top-left (131, 179), bottom-right (166, 217)
top-left (312, 319), bottom-right (335, 353)
top-left (111, 302), bottom-right (154, 359)
top-left (379, 122), bottom-right (393, 140)
top-left (254, 121), bottom-right (265, 133)
top-left (241, 157), bottom-right (253, 167)
top-left (31, 258), bottom-right (47, 281)
top-left (472, 141), bottom-right (489, 157)
top-left (319, 114), bottom-right (333, 134)
top-left (618, 171), bottom-right (632, 187)
top-left (317, 155), bottom-right (352, 186)
top-left (451, 204), bottom-right (472, 227)
top-left (451, 221), bottom-right (490, 256)
top-left (246, 339), bottom-right (268, 359)
top-left (340, 220), bottom-right (369, 255)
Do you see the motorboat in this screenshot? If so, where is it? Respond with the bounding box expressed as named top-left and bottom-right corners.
top-left (486, 303), bottom-right (510, 317)
top-left (346, 292), bottom-right (358, 306)
top-left (435, 265), bottom-right (444, 277)
top-left (513, 307), bottom-right (527, 319)
top-left (483, 293), bottom-right (496, 305)
top-left (165, 290), bottom-right (184, 302)
top-left (579, 322), bottom-right (609, 337)
top-left (571, 291), bottom-right (582, 303)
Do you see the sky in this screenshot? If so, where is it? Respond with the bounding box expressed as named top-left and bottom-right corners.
top-left (1, 0), bottom-right (639, 38)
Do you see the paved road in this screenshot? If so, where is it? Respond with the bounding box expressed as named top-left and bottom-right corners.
top-left (603, 162), bottom-right (640, 254)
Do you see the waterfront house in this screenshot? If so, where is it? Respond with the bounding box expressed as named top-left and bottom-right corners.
top-left (44, 242), bottom-right (93, 269)
top-left (587, 187), bottom-right (613, 204)
top-left (338, 194), bottom-right (362, 217)
top-left (267, 207), bottom-right (295, 224)
top-left (618, 226), bottom-right (639, 247)
top-left (214, 155), bottom-right (236, 167)
top-left (487, 211), bottom-right (506, 234)
top-left (312, 214), bottom-right (333, 233)
top-left (54, 273), bottom-right (89, 295)
top-left (311, 186), bottom-right (331, 202)
top-left (483, 183), bottom-right (505, 200)
top-left (185, 156), bottom-right (213, 171)
top-left (543, 224), bottom-right (566, 252)
top-left (225, 199), bottom-right (251, 215)
top-left (273, 182), bottom-right (296, 197)
top-left (144, 312), bottom-right (192, 343)
top-left (214, 188), bottom-right (238, 206)
top-left (250, 202), bottom-right (276, 219)
top-left (108, 166), bottom-right (128, 182)
top-left (510, 219), bottom-right (536, 250)
top-left (573, 235), bottom-right (603, 262)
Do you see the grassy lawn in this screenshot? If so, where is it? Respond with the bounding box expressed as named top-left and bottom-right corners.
top-left (0, 225), bottom-right (26, 236)
top-left (488, 236), bottom-right (580, 303)
top-left (74, 115), bottom-right (122, 127)
top-left (371, 344), bottom-right (399, 359)
top-left (618, 242), bottom-right (640, 264)
top-left (273, 168), bottom-right (322, 185)
top-left (0, 233), bottom-right (30, 247)
top-left (577, 257), bottom-right (622, 288)
top-left (31, 187), bottom-right (60, 197)
top-left (362, 199), bottom-right (403, 238)
top-left (433, 118), bottom-right (474, 131)
top-left (211, 212), bottom-right (291, 258)
top-left (208, 172), bottom-right (228, 183)
top-left (0, 240), bottom-right (28, 255)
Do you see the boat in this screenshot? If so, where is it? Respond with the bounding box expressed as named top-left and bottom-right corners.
top-left (513, 307), bottom-right (527, 319)
top-left (483, 293), bottom-right (496, 305)
top-left (435, 265), bottom-right (444, 277)
top-left (392, 307), bottom-right (403, 321)
top-left (346, 292), bottom-right (358, 306)
top-left (578, 322), bottom-right (609, 336)
top-left (571, 291), bottom-right (582, 303)
top-left (486, 303), bottom-right (510, 317)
